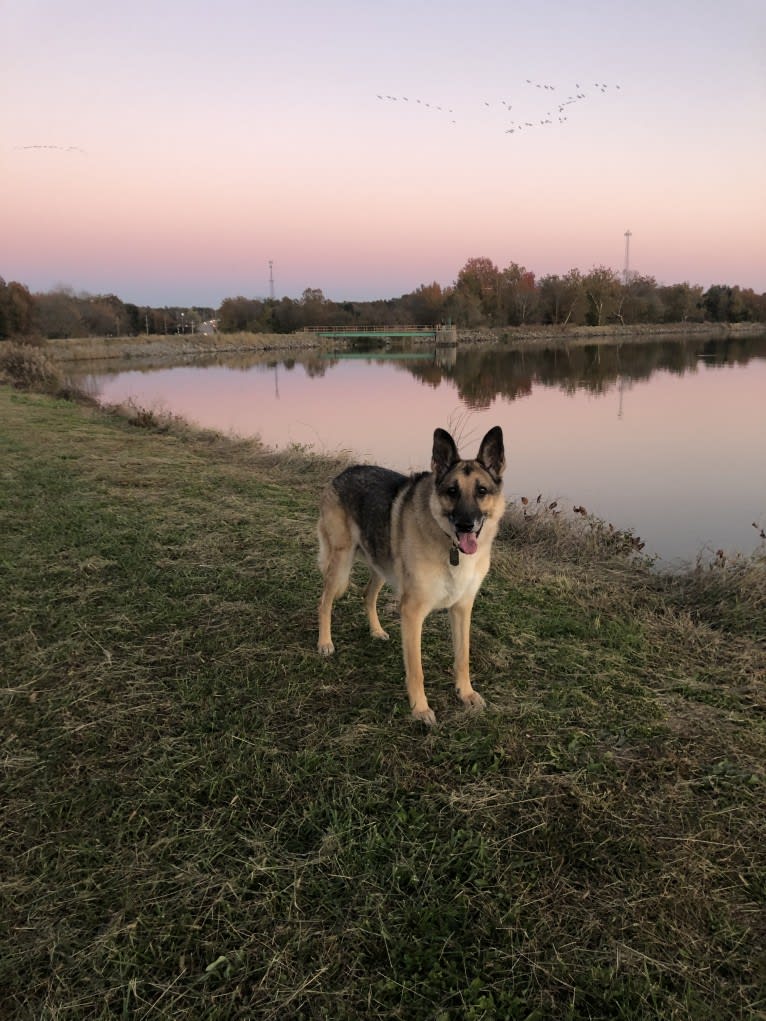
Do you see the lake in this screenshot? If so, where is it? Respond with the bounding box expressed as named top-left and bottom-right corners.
top-left (76, 334), bottom-right (766, 567)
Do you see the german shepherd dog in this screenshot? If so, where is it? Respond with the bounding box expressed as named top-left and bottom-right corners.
top-left (317, 427), bottom-right (505, 725)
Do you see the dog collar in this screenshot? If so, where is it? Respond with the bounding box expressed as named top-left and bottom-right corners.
top-left (449, 517), bottom-right (486, 566)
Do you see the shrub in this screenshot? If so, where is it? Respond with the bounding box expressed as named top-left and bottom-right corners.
top-left (0, 342), bottom-right (65, 391)
top-left (0, 342), bottom-right (94, 403)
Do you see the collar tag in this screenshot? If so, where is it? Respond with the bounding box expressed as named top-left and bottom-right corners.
top-left (450, 546), bottom-right (460, 567)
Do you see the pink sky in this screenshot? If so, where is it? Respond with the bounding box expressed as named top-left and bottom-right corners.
top-left (3, 0), bottom-right (765, 306)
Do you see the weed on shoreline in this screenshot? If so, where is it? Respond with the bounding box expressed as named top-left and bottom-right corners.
top-left (1, 386), bottom-right (764, 1019)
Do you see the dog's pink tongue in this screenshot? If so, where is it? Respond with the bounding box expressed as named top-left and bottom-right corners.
top-left (457, 532), bottom-right (478, 555)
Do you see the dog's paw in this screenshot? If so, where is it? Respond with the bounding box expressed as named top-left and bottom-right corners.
top-left (411, 706), bottom-right (437, 726)
top-left (370, 627), bottom-right (390, 641)
top-left (457, 688), bottom-right (486, 711)
top-left (317, 640), bottom-right (335, 657)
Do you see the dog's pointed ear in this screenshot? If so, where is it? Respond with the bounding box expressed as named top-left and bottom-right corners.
top-left (477, 426), bottom-right (505, 481)
top-left (432, 428), bottom-right (459, 479)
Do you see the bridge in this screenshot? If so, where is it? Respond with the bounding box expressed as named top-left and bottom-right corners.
top-left (301, 324), bottom-right (456, 341)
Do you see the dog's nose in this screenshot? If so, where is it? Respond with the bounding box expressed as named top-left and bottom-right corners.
top-left (452, 516), bottom-right (476, 533)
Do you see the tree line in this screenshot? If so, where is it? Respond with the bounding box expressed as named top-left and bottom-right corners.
top-left (2, 258), bottom-right (765, 340)
top-left (0, 283), bottom-right (215, 341)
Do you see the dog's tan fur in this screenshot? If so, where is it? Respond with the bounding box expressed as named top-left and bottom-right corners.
top-left (317, 427), bottom-right (505, 724)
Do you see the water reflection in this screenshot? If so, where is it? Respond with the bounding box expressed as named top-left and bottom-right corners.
top-left (331, 335), bottom-right (766, 408)
top-left (78, 334), bottom-right (766, 566)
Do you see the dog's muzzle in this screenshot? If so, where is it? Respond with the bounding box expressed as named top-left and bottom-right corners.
top-left (450, 514), bottom-right (486, 555)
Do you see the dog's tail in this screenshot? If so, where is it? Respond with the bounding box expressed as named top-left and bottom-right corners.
top-left (317, 485), bottom-right (333, 575)
top-left (316, 484), bottom-right (355, 589)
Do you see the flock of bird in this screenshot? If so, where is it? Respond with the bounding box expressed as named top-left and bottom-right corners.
top-left (376, 77), bottom-right (621, 135)
top-left (13, 144), bottom-right (85, 153)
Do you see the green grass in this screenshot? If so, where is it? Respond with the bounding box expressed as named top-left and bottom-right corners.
top-left (1, 386), bottom-right (765, 1020)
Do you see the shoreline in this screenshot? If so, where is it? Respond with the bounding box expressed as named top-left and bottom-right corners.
top-left (40, 320), bottom-right (766, 363)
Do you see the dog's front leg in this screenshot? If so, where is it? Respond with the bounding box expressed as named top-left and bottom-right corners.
top-left (449, 599), bottom-right (486, 711)
top-left (400, 596), bottom-right (435, 725)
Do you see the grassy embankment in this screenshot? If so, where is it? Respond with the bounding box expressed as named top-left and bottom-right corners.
top-left (44, 331), bottom-right (324, 364)
top-left (2, 348), bottom-right (765, 1019)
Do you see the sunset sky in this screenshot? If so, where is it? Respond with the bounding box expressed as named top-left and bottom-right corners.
top-left (3, 0), bottom-right (765, 307)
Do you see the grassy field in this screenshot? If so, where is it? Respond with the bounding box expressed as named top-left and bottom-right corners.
top-left (1, 372), bottom-right (765, 1019)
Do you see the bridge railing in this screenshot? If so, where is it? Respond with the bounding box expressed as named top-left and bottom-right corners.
top-left (301, 325), bottom-right (440, 333)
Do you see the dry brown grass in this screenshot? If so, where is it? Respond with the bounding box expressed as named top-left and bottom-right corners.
top-left (43, 331), bottom-right (332, 363)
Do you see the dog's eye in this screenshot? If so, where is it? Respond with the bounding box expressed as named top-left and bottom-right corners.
top-left (446, 484), bottom-right (459, 497)
top-left (476, 485), bottom-right (488, 497)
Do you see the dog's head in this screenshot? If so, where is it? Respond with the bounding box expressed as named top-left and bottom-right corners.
top-left (431, 427), bottom-right (505, 554)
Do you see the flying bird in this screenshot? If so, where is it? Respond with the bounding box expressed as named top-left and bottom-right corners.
top-left (15, 144), bottom-right (85, 153)
top-left (374, 76), bottom-right (622, 140)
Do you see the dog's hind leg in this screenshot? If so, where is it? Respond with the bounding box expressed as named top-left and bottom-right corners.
top-left (364, 571), bottom-right (389, 641)
top-left (318, 543), bottom-right (355, 655)
top-left (317, 495), bottom-right (356, 656)
top-left (317, 536), bottom-right (356, 655)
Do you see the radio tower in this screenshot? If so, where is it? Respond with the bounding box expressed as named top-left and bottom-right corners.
top-left (623, 230), bottom-right (632, 284)
top-left (268, 260), bottom-right (275, 300)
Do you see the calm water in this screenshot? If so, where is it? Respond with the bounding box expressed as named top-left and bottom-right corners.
top-left (78, 335), bottom-right (766, 566)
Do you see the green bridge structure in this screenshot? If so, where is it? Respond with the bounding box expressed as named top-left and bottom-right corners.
top-left (301, 324), bottom-right (457, 342)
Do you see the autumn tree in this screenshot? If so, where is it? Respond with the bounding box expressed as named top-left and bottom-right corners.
top-left (615, 274), bottom-right (663, 325)
top-left (0, 278), bottom-right (34, 337)
top-left (657, 282), bottom-right (704, 323)
top-left (455, 257), bottom-right (500, 321)
top-left (498, 263), bottom-right (538, 325)
top-left (78, 294), bottom-right (129, 336)
top-left (444, 287), bottom-right (486, 327)
top-left (33, 289), bottom-right (83, 338)
top-left (218, 297), bottom-right (271, 332)
top-left (583, 266), bottom-right (621, 326)
top-left (123, 303), bottom-right (141, 335)
top-left (737, 288), bottom-right (766, 322)
top-left (298, 287), bottom-right (336, 328)
top-left (270, 297), bottom-right (302, 333)
top-left (702, 285), bottom-right (749, 323)
top-left (150, 308), bottom-right (176, 335)
top-left (403, 282), bottom-right (447, 325)
top-left (538, 270), bottom-right (586, 326)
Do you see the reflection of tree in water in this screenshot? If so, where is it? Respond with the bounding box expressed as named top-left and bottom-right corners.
top-left (403, 336), bottom-right (766, 408)
top-left (239, 334), bottom-right (766, 399)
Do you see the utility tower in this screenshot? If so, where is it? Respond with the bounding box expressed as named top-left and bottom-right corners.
top-left (623, 230), bottom-right (632, 284)
top-left (268, 260), bottom-right (275, 301)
